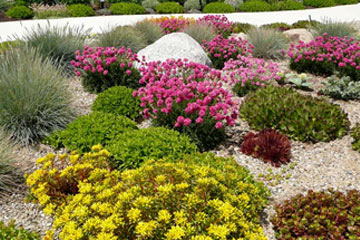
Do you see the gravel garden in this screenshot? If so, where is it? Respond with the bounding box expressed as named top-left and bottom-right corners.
top-left (0, 14), bottom-right (360, 240)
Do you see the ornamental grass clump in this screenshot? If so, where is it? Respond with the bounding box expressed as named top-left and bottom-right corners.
top-left (134, 59), bottom-right (239, 150)
top-left (241, 129), bottom-right (291, 167)
top-left (44, 112), bottom-right (138, 154)
top-left (106, 127), bottom-right (197, 170)
top-left (202, 35), bottom-right (253, 69)
top-left (27, 146), bottom-right (270, 240)
top-left (133, 20), bottom-right (164, 45)
top-left (246, 27), bottom-right (288, 60)
top-left (240, 86), bottom-right (350, 142)
top-left (91, 86), bottom-right (142, 121)
top-left (350, 123), bottom-right (360, 152)
top-left (0, 48), bottom-right (74, 145)
top-left (183, 23), bottom-right (218, 45)
top-left (21, 23), bottom-right (89, 75)
top-left (72, 46), bottom-right (142, 93)
top-left (223, 56), bottom-right (280, 97)
top-left (196, 14), bottom-right (233, 38)
top-left (271, 189), bottom-right (360, 239)
top-left (309, 19), bottom-right (357, 38)
top-left (288, 35), bottom-right (360, 81)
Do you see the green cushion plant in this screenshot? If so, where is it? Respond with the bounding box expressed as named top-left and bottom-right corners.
top-left (320, 76), bottom-right (360, 100)
top-left (238, 0), bottom-right (272, 12)
top-left (202, 2), bottom-right (235, 13)
top-left (44, 112), bottom-right (138, 153)
top-left (106, 127), bottom-right (198, 170)
top-left (239, 85), bottom-right (350, 142)
top-left (0, 220), bottom-right (40, 240)
top-left (271, 0), bottom-right (305, 10)
top-left (91, 86), bottom-right (142, 121)
top-left (67, 4), bottom-right (94, 17)
top-left (156, 2), bottom-right (183, 13)
top-left (6, 5), bottom-right (33, 19)
top-left (109, 2), bottom-right (146, 14)
top-left (303, 0), bottom-right (336, 7)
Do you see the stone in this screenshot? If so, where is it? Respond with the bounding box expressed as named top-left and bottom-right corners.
top-left (230, 32), bottom-right (248, 40)
top-left (283, 28), bottom-right (314, 43)
top-left (137, 32), bottom-right (212, 66)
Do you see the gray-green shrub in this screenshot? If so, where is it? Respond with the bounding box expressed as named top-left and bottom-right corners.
top-left (184, 0), bottom-right (205, 11)
top-left (309, 19), bottom-right (357, 38)
top-left (0, 48), bottom-right (74, 145)
top-left (141, 0), bottom-right (159, 9)
top-left (247, 27), bottom-right (288, 59)
top-left (21, 23), bottom-right (89, 74)
top-left (96, 26), bottom-right (147, 52)
top-left (320, 76), bottom-right (360, 100)
top-left (183, 23), bottom-right (217, 44)
top-left (133, 20), bottom-right (164, 45)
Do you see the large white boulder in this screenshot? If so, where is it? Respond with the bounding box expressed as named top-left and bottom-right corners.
top-left (137, 32), bottom-right (212, 66)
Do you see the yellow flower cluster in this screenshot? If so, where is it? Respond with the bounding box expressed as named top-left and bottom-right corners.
top-left (146, 15), bottom-right (196, 26)
top-left (27, 146), bottom-right (268, 240)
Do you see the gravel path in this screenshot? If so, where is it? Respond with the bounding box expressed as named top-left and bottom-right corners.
top-left (1, 61), bottom-right (359, 239)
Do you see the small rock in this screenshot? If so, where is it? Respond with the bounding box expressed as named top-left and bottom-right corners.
top-left (283, 28), bottom-right (313, 43)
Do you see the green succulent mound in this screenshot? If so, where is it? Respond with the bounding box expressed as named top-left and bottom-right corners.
top-left (351, 123), bottom-right (360, 152)
top-left (239, 86), bottom-right (350, 142)
top-left (109, 2), bottom-right (146, 15)
top-left (44, 112), bottom-right (138, 153)
top-left (107, 127), bottom-right (198, 170)
top-left (156, 2), bottom-right (184, 13)
top-left (271, 189), bottom-right (360, 239)
top-left (67, 4), bottom-right (95, 17)
top-left (0, 220), bottom-right (40, 240)
top-left (91, 86), bottom-right (142, 121)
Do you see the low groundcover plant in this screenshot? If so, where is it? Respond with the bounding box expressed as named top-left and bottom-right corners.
top-left (26, 145), bottom-right (270, 240)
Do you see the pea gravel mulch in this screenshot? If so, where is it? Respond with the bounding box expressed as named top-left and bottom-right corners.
top-left (1, 61), bottom-right (360, 240)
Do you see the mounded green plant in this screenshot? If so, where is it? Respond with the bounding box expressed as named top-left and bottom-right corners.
top-left (0, 220), bottom-right (40, 240)
top-left (309, 18), bottom-right (357, 38)
top-left (247, 27), bottom-right (288, 59)
top-left (0, 130), bottom-right (23, 198)
top-left (133, 20), bottom-right (164, 45)
top-left (238, 0), bottom-right (272, 12)
top-left (91, 86), bottom-right (142, 121)
top-left (67, 4), bottom-right (94, 17)
top-left (335, 0), bottom-right (358, 4)
top-left (109, 2), bottom-right (146, 14)
top-left (0, 40), bottom-right (21, 54)
top-left (156, 2), bottom-right (183, 13)
top-left (272, 0), bottom-right (305, 10)
top-left (0, 0), bottom-right (12, 13)
top-left (291, 19), bottom-right (321, 29)
top-left (239, 85), bottom-right (350, 142)
top-left (44, 112), bottom-right (138, 153)
top-left (6, 5), bottom-right (33, 18)
top-left (232, 22), bottom-right (254, 33)
top-left (0, 48), bottom-right (74, 145)
top-left (303, 0), bottom-right (336, 7)
top-left (320, 76), bottom-right (360, 100)
top-left (271, 189), bottom-right (360, 239)
top-left (107, 127), bottom-right (198, 170)
top-left (183, 23), bottom-right (218, 44)
top-left (61, 0), bottom-right (90, 5)
top-left (21, 23), bottom-right (89, 74)
top-left (96, 26), bottom-right (147, 53)
top-left (27, 147), bottom-right (270, 240)
top-left (350, 123), bottom-right (360, 152)
top-left (202, 2), bottom-right (235, 13)
top-left (261, 22), bottom-right (291, 31)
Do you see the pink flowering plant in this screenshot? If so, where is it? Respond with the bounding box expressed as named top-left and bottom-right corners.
top-left (288, 34), bottom-right (360, 81)
top-left (224, 56), bottom-right (281, 97)
top-left (134, 58), bottom-right (239, 150)
top-left (196, 15), bottom-right (233, 38)
top-left (202, 35), bottom-right (254, 69)
top-left (71, 46), bottom-right (141, 93)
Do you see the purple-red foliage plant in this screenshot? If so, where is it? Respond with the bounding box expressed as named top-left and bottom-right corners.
top-left (288, 34), bottom-right (360, 81)
top-left (241, 129), bottom-right (291, 167)
top-left (223, 56), bottom-right (281, 96)
top-left (202, 35), bottom-right (254, 69)
top-left (134, 58), bottom-right (239, 150)
top-left (72, 46), bottom-right (141, 93)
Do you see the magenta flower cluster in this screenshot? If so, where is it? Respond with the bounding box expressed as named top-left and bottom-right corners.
top-left (134, 58), bottom-right (239, 129)
top-left (196, 15), bottom-right (233, 37)
top-left (224, 56), bottom-right (281, 87)
top-left (202, 35), bottom-right (254, 69)
top-left (71, 46), bottom-right (139, 77)
top-left (287, 35), bottom-right (360, 75)
top-left (154, 17), bottom-right (193, 34)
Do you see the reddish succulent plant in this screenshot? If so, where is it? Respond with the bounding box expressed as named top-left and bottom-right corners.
top-left (241, 129), bottom-right (291, 167)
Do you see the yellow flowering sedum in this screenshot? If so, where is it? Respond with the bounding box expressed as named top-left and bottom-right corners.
top-left (27, 146), bottom-right (269, 240)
